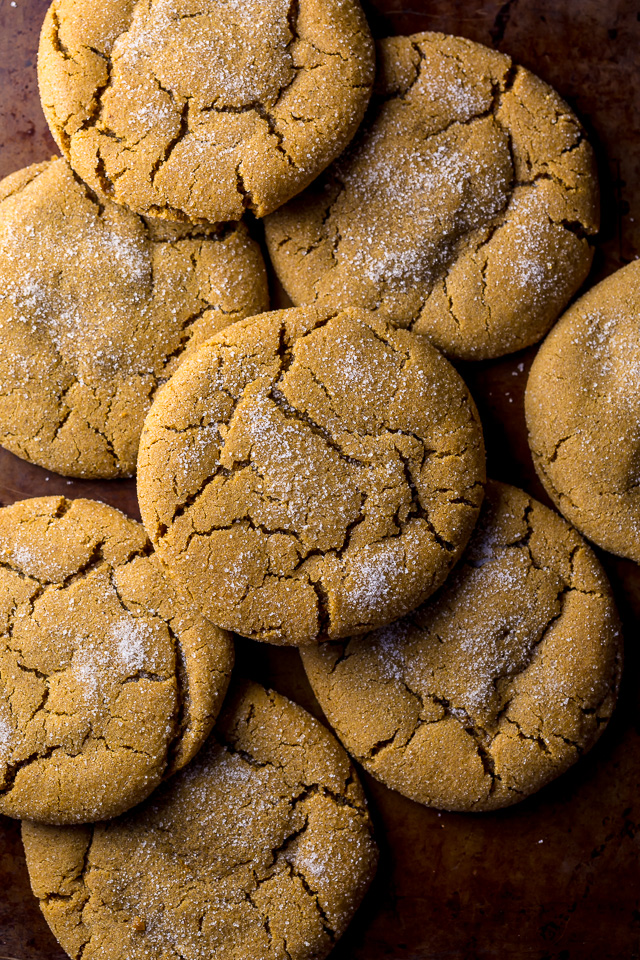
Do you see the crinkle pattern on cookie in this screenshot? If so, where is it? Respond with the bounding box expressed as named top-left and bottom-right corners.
top-left (23, 681), bottom-right (378, 960)
top-left (526, 260), bottom-right (640, 563)
top-left (302, 482), bottom-right (622, 811)
top-left (137, 306), bottom-right (486, 645)
top-left (0, 497), bottom-right (233, 824)
top-left (0, 158), bottom-right (268, 478)
top-left (265, 32), bottom-right (599, 360)
top-left (38, 0), bottom-right (374, 222)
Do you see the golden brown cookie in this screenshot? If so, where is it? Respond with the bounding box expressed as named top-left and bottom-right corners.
top-left (301, 481), bottom-right (622, 812)
top-left (265, 31), bottom-right (599, 360)
top-left (38, 0), bottom-right (375, 223)
top-left (0, 157), bottom-right (268, 479)
top-left (526, 260), bottom-right (640, 562)
top-left (22, 680), bottom-right (378, 960)
top-left (137, 305), bottom-right (486, 646)
top-left (0, 496), bottom-right (234, 824)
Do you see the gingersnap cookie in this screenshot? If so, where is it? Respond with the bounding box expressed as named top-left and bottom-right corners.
top-left (23, 680), bottom-right (377, 960)
top-left (38, 0), bottom-right (375, 224)
top-left (526, 259), bottom-right (640, 563)
top-left (137, 305), bottom-right (486, 646)
top-left (0, 157), bottom-right (268, 479)
top-left (0, 496), bottom-right (234, 824)
top-left (265, 32), bottom-right (599, 361)
top-left (301, 481), bottom-right (622, 812)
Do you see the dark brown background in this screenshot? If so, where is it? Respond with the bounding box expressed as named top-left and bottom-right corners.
top-left (1, 0), bottom-right (639, 957)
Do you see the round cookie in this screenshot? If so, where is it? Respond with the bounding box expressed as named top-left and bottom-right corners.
top-left (38, 0), bottom-right (375, 223)
top-left (137, 305), bottom-right (486, 646)
top-left (301, 481), bottom-right (622, 812)
top-left (265, 31), bottom-right (599, 361)
top-left (0, 157), bottom-right (268, 479)
top-left (526, 259), bottom-right (640, 562)
top-left (0, 496), bottom-right (234, 824)
top-left (22, 680), bottom-right (378, 960)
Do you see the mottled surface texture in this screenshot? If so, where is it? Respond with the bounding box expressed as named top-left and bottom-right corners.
top-left (0, 497), bottom-right (233, 824)
top-left (266, 32), bottom-right (598, 359)
top-left (23, 681), bottom-right (378, 960)
top-left (526, 259), bottom-right (640, 563)
top-left (302, 482), bottom-right (622, 810)
top-left (137, 306), bottom-right (485, 645)
top-left (0, 156), bottom-right (268, 478)
top-left (2, 1), bottom-right (640, 959)
top-left (38, 0), bottom-right (375, 221)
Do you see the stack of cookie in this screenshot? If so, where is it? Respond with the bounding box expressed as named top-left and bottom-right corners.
top-left (0, 1), bottom-right (630, 958)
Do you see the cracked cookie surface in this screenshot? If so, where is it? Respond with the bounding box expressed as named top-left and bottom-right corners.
top-left (0, 157), bottom-right (268, 478)
top-left (137, 305), bottom-right (486, 646)
top-left (0, 496), bottom-right (234, 824)
top-left (301, 481), bottom-right (622, 811)
top-left (265, 31), bottom-right (599, 361)
top-left (526, 259), bottom-right (640, 563)
top-left (38, 0), bottom-right (375, 222)
top-left (22, 680), bottom-right (378, 960)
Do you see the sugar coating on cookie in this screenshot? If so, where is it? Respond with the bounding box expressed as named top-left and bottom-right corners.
top-left (0, 158), bottom-right (268, 479)
top-left (137, 305), bottom-right (486, 646)
top-left (526, 259), bottom-right (640, 563)
top-left (265, 32), bottom-right (599, 360)
top-left (23, 680), bottom-right (378, 960)
top-left (38, 0), bottom-right (375, 223)
top-left (0, 497), bottom-right (233, 824)
top-left (301, 481), bottom-right (622, 811)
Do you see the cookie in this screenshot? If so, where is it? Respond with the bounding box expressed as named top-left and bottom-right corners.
top-left (0, 496), bottom-right (234, 824)
top-left (526, 260), bottom-right (640, 562)
top-left (22, 680), bottom-right (377, 960)
top-left (301, 481), bottom-right (622, 812)
top-left (137, 305), bottom-right (486, 646)
top-left (0, 157), bottom-right (269, 479)
top-left (38, 0), bottom-right (375, 223)
top-left (265, 31), bottom-right (599, 361)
